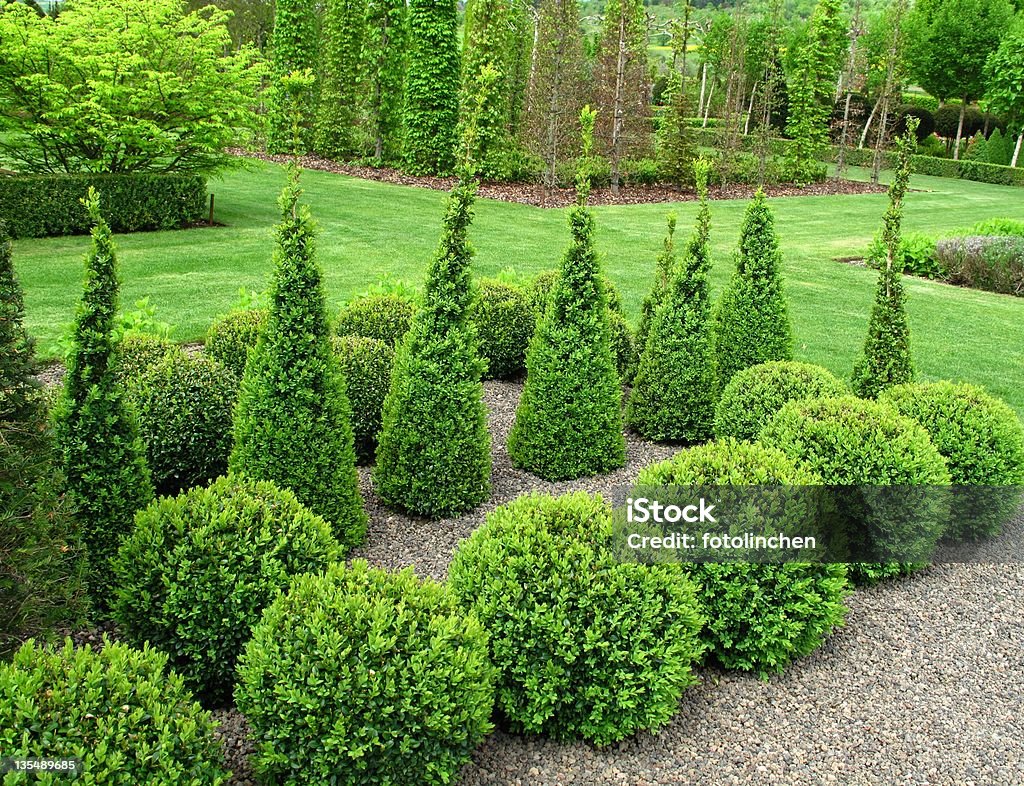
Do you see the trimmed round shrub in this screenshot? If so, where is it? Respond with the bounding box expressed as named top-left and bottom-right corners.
top-left (111, 475), bottom-right (344, 705)
top-left (235, 560), bottom-right (494, 786)
top-left (880, 381), bottom-right (1024, 539)
top-left (448, 492), bottom-right (705, 745)
top-left (637, 439), bottom-right (850, 676)
top-left (204, 308), bottom-right (267, 378)
top-left (112, 333), bottom-right (182, 387)
top-left (332, 335), bottom-right (394, 464)
top-left (0, 639), bottom-right (228, 785)
top-left (335, 293), bottom-right (417, 347)
top-left (934, 104), bottom-right (983, 140)
top-left (895, 105), bottom-right (935, 141)
top-left (468, 279), bottom-right (535, 379)
top-left (760, 396), bottom-right (952, 584)
top-left (714, 361), bottom-right (848, 441)
top-left (126, 352), bottom-right (239, 496)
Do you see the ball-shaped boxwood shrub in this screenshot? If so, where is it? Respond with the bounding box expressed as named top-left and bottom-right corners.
top-left (448, 492), bottom-right (705, 746)
top-left (204, 308), bottom-right (267, 379)
top-left (335, 293), bottom-right (417, 348)
top-left (332, 335), bottom-right (395, 464)
top-left (880, 381), bottom-right (1024, 540)
top-left (111, 333), bottom-right (182, 387)
top-left (111, 475), bottom-right (344, 705)
top-left (0, 639), bottom-right (228, 785)
top-left (637, 439), bottom-right (850, 676)
top-left (126, 352), bottom-right (239, 496)
top-left (760, 396), bottom-right (952, 584)
top-left (235, 560), bottom-right (494, 786)
top-left (468, 279), bottom-right (535, 379)
top-left (714, 361), bottom-right (848, 441)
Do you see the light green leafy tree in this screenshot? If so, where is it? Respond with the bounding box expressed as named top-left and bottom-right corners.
top-left (984, 11), bottom-right (1024, 167)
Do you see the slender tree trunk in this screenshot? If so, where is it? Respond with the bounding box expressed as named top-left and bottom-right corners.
top-left (610, 13), bottom-right (628, 196)
top-left (697, 62), bottom-right (707, 118)
top-left (859, 95), bottom-right (879, 149)
top-left (525, 9), bottom-right (540, 116)
top-left (544, 53), bottom-right (563, 204)
top-left (1012, 131), bottom-right (1022, 168)
top-left (744, 81), bottom-right (758, 135)
top-left (836, 91), bottom-right (854, 173)
top-left (702, 81), bottom-right (715, 127)
top-left (953, 99), bottom-right (966, 161)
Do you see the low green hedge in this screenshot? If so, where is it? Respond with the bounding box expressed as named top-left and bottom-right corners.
top-left (0, 173), bottom-right (207, 238)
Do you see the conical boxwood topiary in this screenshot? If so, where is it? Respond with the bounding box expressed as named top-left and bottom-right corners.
top-left (852, 121), bottom-right (917, 398)
top-left (229, 168), bottom-right (367, 546)
top-left (627, 159), bottom-right (718, 444)
top-left (53, 189), bottom-right (153, 612)
top-left (632, 212), bottom-right (678, 381)
top-left (712, 188), bottom-right (792, 391)
top-left (507, 110), bottom-right (625, 480)
top-left (372, 178), bottom-right (492, 517)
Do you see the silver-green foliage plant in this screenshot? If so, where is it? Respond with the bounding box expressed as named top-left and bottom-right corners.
top-left (713, 189), bottom-right (793, 391)
top-left (627, 159), bottom-right (718, 443)
top-left (53, 188), bottom-right (153, 611)
top-left (714, 360), bottom-right (847, 441)
top-left (235, 560), bottom-right (495, 786)
top-left (229, 168), bottom-right (367, 542)
top-left (111, 475), bottom-right (343, 706)
top-left (0, 0), bottom-right (264, 174)
top-left (448, 492), bottom-right (705, 745)
top-left (0, 639), bottom-right (229, 785)
top-left (637, 439), bottom-right (851, 677)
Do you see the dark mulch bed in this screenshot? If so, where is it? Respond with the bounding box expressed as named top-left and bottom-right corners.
top-left (229, 149), bottom-right (888, 208)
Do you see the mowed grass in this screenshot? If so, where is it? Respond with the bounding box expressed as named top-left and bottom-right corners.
top-left (12, 161), bottom-right (1024, 415)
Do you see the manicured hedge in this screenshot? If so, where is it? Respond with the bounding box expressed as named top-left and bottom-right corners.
top-left (0, 173), bottom-right (207, 238)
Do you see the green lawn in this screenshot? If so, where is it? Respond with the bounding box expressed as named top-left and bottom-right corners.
top-left (12, 162), bottom-right (1024, 415)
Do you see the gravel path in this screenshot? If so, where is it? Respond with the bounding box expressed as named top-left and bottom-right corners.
top-left (208, 381), bottom-right (1024, 786)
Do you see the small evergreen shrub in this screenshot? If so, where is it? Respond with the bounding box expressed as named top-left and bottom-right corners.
top-left (373, 180), bottom-right (492, 516)
top-left (637, 439), bottom-right (850, 676)
top-left (124, 353), bottom-right (238, 496)
top-left (508, 190), bottom-right (626, 479)
top-left (448, 492), bottom-right (705, 746)
top-left (112, 475), bottom-right (344, 705)
top-left (335, 293), bottom-right (418, 347)
top-left (235, 560), bottom-right (494, 786)
top-left (894, 105), bottom-right (935, 141)
top-left (969, 218), bottom-right (1024, 238)
top-left (204, 308), bottom-right (267, 378)
top-left (714, 361), bottom-right (848, 441)
top-left (469, 278), bottom-right (535, 379)
top-left (0, 639), bottom-right (228, 785)
top-left (528, 269), bottom-right (623, 317)
top-left (332, 335), bottom-right (394, 464)
top-left (712, 188), bottom-right (793, 391)
top-left (634, 214), bottom-right (678, 377)
top-left (628, 162), bottom-right (718, 443)
top-left (760, 395), bottom-right (952, 584)
top-left (230, 170), bottom-right (367, 538)
top-left (53, 189), bottom-right (154, 610)
top-left (865, 231), bottom-right (943, 279)
top-left (111, 333), bottom-right (181, 387)
top-left (880, 381), bottom-right (1024, 539)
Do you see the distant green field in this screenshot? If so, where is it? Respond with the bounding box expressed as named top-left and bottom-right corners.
top-left (12, 162), bottom-right (1024, 415)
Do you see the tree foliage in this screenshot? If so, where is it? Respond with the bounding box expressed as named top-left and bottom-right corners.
top-left (0, 0), bottom-right (264, 174)
top-left (53, 189), bottom-right (154, 610)
top-left (362, 0), bottom-right (409, 162)
top-left (266, 0), bottom-right (319, 153)
top-left (984, 11), bottom-right (1024, 149)
top-left (314, 0), bottom-right (367, 159)
top-left (851, 120), bottom-right (917, 398)
top-left (627, 160), bottom-right (718, 444)
top-left (230, 169), bottom-right (367, 543)
top-left (713, 190), bottom-right (793, 391)
top-left (784, 0), bottom-right (846, 184)
top-left (404, 0), bottom-right (461, 174)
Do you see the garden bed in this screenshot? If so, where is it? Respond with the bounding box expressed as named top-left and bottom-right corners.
top-left (60, 379), bottom-right (1021, 786)
top-left (231, 150), bottom-right (887, 208)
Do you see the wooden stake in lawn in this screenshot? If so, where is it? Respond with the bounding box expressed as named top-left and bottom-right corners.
top-left (508, 107), bottom-right (625, 479)
top-left (372, 70), bottom-right (494, 517)
top-left (852, 117), bottom-right (918, 399)
top-left (54, 188), bottom-right (154, 612)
